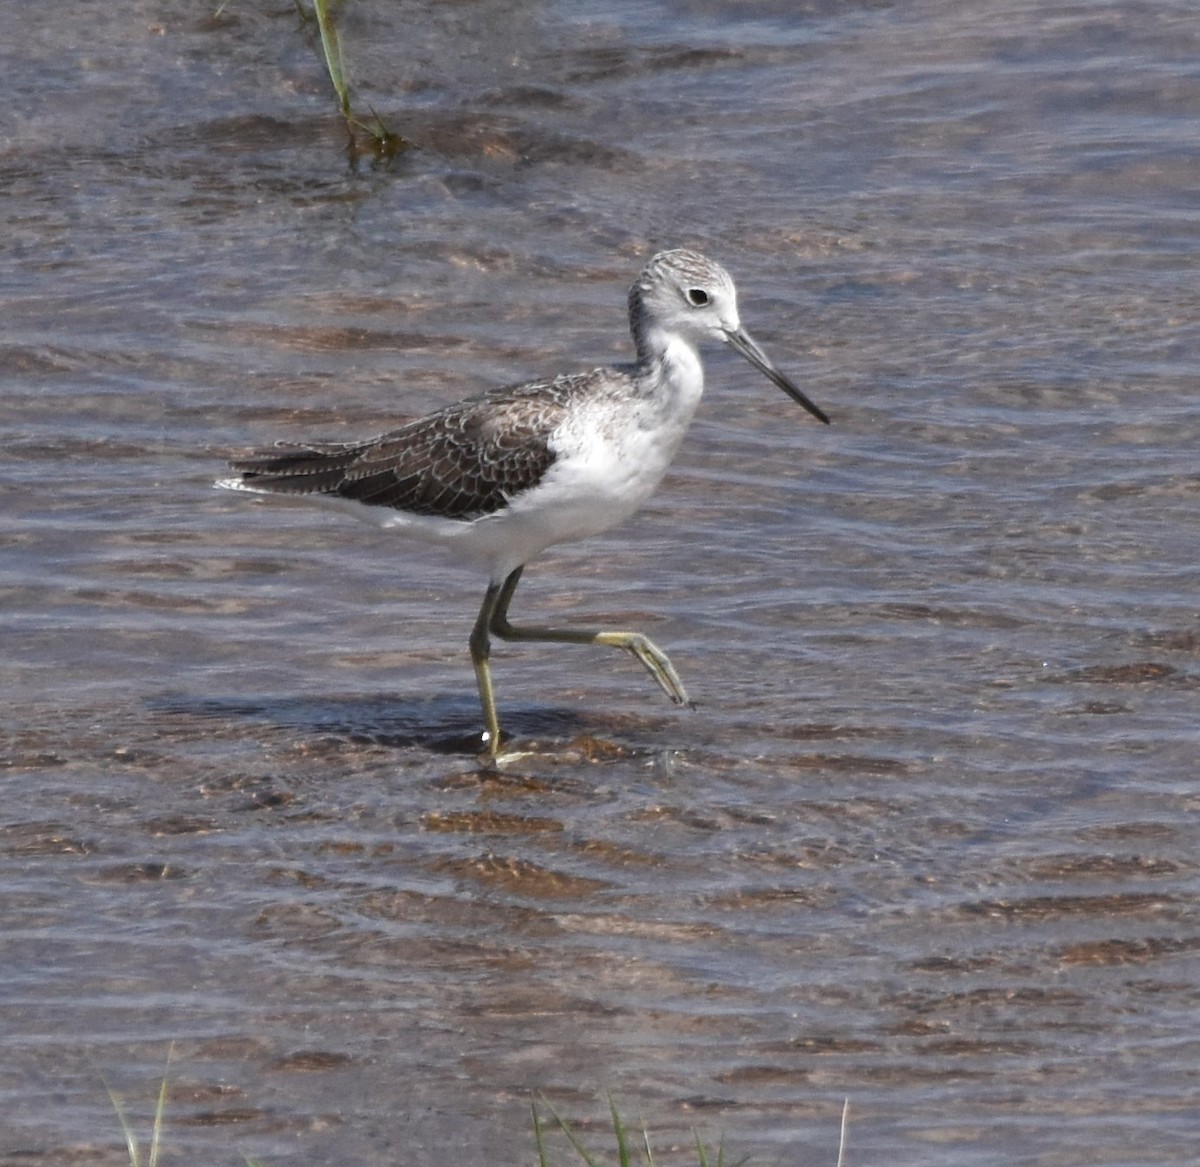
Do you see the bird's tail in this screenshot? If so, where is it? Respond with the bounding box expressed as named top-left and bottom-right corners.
top-left (215, 441), bottom-right (366, 497)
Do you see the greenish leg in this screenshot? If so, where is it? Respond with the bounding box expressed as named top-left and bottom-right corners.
top-left (488, 566), bottom-right (692, 708)
top-left (469, 579), bottom-right (507, 757)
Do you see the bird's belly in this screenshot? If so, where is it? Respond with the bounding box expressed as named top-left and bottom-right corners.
top-left (546, 422), bottom-right (681, 525)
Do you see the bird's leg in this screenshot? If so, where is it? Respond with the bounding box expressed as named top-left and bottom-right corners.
top-left (469, 580), bottom-right (507, 757)
top-left (488, 566), bottom-right (692, 708)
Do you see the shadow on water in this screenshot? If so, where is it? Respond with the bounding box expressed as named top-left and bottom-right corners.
top-left (146, 690), bottom-right (685, 764)
top-left (153, 690), bottom-right (519, 756)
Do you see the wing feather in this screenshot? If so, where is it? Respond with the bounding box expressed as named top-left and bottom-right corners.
top-left (224, 376), bottom-right (588, 521)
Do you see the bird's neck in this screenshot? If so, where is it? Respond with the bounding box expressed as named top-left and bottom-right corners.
top-left (628, 328), bottom-right (700, 427)
top-left (635, 328), bottom-right (705, 414)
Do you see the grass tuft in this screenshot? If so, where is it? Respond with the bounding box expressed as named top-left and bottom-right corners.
top-left (104, 1047), bottom-right (174, 1167)
top-left (532, 1094), bottom-right (748, 1167)
top-left (105, 1046), bottom-right (267, 1167)
top-left (533, 1094), bottom-right (850, 1166)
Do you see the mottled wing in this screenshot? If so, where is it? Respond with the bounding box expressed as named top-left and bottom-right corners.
top-left (227, 379), bottom-right (578, 521)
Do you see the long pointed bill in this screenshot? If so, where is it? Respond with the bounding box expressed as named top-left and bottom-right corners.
top-left (724, 327), bottom-right (830, 425)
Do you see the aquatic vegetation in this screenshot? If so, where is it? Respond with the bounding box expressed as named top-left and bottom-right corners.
top-left (104, 1047), bottom-right (265, 1167)
top-left (532, 1095), bottom-right (850, 1167)
top-left (101, 1050), bottom-right (846, 1166)
top-left (104, 1067), bottom-right (169, 1167)
top-left (294, 0), bottom-right (406, 160)
top-left (532, 1094), bottom-right (747, 1167)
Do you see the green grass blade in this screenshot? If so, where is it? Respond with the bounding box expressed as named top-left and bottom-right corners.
top-left (535, 1095), bottom-right (604, 1167)
top-left (532, 1096), bottom-right (552, 1167)
top-left (104, 1083), bottom-right (142, 1167)
top-left (312, 0), bottom-right (350, 116)
top-left (608, 1094), bottom-right (633, 1167)
top-left (146, 1067), bottom-right (169, 1167)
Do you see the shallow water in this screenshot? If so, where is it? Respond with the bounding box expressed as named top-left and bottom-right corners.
top-left (2, 1), bottom-right (1199, 1164)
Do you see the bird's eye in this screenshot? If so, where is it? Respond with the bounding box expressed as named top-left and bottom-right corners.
top-left (686, 287), bottom-right (710, 307)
